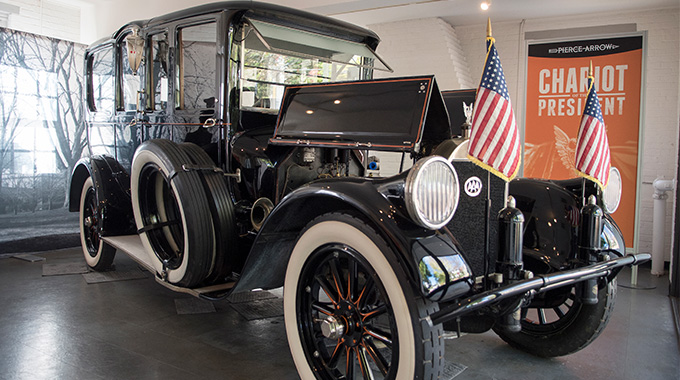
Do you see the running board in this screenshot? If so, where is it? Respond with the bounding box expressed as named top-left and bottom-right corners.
top-left (103, 235), bottom-right (153, 271)
top-left (102, 235), bottom-right (235, 299)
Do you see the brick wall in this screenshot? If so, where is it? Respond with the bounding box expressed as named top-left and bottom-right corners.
top-left (369, 18), bottom-right (474, 90)
top-left (371, 7), bottom-right (680, 259)
top-left (5, 0), bottom-right (81, 42)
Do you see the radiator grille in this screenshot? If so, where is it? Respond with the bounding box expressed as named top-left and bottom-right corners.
top-left (446, 161), bottom-right (506, 277)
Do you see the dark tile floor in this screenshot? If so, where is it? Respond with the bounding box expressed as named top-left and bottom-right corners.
top-left (1, 247), bottom-right (678, 380)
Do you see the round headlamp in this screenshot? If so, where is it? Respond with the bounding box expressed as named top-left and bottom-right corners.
top-left (404, 156), bottom-right (460, 230)
top-left (603, 166), bottom-right (622, 213)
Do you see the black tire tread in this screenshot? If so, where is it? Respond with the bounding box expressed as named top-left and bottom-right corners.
top-left (495, 279), bottom-right (617, 357)
top-left (179, 142), bottom-right (238, 284)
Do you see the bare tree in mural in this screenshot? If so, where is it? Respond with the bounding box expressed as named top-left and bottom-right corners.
top-left (0, 79), bottom-right (22, 213)
top-left (0, 30), bottom-right (23, 213)
top-left (41, 40), bottom-right (86, 207)
top-left (0, 28), bottom-right (85, 209)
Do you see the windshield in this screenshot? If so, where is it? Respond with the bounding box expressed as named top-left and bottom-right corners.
top-left (235, 19), bottom-right (390, 113)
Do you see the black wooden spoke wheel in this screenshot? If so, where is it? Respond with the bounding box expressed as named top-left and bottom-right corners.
top-left (284, 213), bottom-right (444, 380)
top-left (495, 279), bottom-right (617, 357)
top-left (79, 177), bottom-right (116, 271)
top-left (298, 243), bottom-right (397, 379)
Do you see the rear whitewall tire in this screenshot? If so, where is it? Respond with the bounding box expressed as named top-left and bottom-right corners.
top-left (79, 177), bottom-right (116, 270)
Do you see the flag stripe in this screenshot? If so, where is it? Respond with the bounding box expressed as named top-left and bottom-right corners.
top-left (575, 75), bottom-right (611, 189)
top-left (471, 88), bottom-right (498, 155)
top-left (485, 102), bottom-right (511, 164)
top-left (478, 97), bottom-right (507, 160)
top-left (497, 114), bottom-right (519, 173)
top-left (468, 37), bottom-right (521, 182)
top-left (584, 123), bottom-right (604, 174)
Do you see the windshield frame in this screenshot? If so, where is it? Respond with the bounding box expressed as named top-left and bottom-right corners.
top-left (232, 18), bottom-right (391, 115)
top-left (247, 18), bottom-right (392, 73)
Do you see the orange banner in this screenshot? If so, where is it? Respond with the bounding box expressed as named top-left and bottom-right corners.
top-left (525, 36), bottom-right (643, 247)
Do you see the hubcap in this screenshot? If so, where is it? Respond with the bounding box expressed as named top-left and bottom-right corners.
top-left (320, 316), bottom-right (345, 340)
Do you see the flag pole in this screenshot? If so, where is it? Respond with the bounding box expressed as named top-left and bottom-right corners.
top-left (486, 17), bottom-right (492, 39)
top-left (483, 18), bottom-right (493, 281)
top-left (580, 62), bottom-right (593, 206)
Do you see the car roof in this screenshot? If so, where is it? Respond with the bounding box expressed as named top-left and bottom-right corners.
top-left (89, 1), bottom-right (380, 51)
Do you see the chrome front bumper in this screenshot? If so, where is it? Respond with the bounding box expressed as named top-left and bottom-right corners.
top-left (427, 253), bottom-right (651, 326)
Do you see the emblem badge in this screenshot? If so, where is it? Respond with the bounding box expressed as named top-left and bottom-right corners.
top-left (464, 176), bottom-right (483, 197)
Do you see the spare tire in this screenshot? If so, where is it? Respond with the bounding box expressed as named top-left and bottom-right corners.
top-left (131, 139), bottom-right (214, 287)
top-left (179, 143), bottom-right (239, 283)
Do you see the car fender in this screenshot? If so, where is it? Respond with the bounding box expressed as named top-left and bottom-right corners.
top-left (510, 178), bottom-right (626, 273)
top-left (69, 155), bottom-right (136, 236)
top-left (232, 177), bottom-right (468, 297)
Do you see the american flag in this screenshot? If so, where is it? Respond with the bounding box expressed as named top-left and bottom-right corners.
top-left (575, 73), bottom-right (611, 189)
top-left (468, 35), bottom-right (521, 181)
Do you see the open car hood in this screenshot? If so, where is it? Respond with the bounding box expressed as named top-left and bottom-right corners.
top-left (269, 76), bottom-right (451, 154)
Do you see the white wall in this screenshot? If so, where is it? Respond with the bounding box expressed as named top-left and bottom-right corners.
top-left (369, 18), bottom-right (474, 90)
top-left (4, 0), bottom-right (81, 42)
top-left (370, 6), bottom-right (680, 258)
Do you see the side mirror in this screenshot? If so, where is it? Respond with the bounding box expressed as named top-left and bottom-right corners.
top-left (126, 29), bottom-right (145, 75)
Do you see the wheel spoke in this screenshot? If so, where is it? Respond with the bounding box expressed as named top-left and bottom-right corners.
top-left (356, 278), bottom-right (375, 309)
top-left (347, 259), bottom-right (358, 302)
top-left (329, 258), bottom-right (345, 301)
top-left (357, 346), bottom-right (375, 380)
top-left (315, 275), bottom-right (339, 305)
top-left (345, 347), bottom-right (355, 379)
top-left (364, 339), bottom-right (389, 376)
top-left (364, 326), bottom-right (393, 347)
top-left (553, 306), bottom-right (565, 318)
top-left (362, 305), bottom-right (387, 322)
top-left (520, 307), bottom-right (529, 320)
top-left (327, 342), bottom-right (343, 368)
top-left (312, 301), bottom-right (335, 317)
top-left (537, 308), bottom-right (547, 325)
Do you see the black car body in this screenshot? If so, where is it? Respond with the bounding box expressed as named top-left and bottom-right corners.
top-left (69, 2), bottom-right (649, 379)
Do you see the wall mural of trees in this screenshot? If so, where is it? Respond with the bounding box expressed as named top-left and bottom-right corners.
top-left (0, 27), bottom-right (84, 242)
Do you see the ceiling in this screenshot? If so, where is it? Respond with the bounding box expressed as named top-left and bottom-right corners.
top-left (78, 0), bottom-right (680, 28)
top-left (69, 0), bottom-right (679, 43)
top-left (267, 0), bottom-right (679, 27)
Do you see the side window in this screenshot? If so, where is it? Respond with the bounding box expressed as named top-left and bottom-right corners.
top-left (121, 35), bottom-right (144, 112)
top-left (176, 22), bottom-right (217, 110)
top-left (88, 46), bottom-right (114, 114)
top-left (151, 33), bottom-right (169, 111)
top-left (87, 46), bottom-right (115, 157)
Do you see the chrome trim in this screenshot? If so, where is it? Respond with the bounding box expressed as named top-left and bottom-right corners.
top-left (404, 156), bottom-right (459, 230)
top-left (419, 254), bottom-right (471, 295)
top-left (428, 253), bottom-right (651, 326)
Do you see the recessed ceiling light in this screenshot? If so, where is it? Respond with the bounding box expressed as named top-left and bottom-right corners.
top-left (480, 1), bottom-right (491, 11)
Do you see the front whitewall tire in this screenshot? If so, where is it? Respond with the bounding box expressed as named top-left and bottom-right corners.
top-left (284, 214), bottom-right (443, 379)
